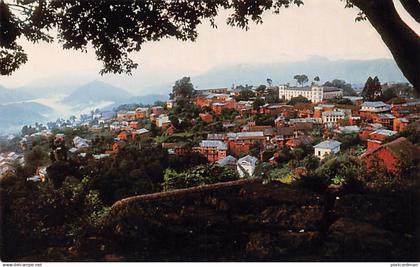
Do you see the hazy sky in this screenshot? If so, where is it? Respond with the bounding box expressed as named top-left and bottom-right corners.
top-left (1, 0), bottom-right (419, 93)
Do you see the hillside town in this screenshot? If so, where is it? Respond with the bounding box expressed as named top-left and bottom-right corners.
top-left (1, 76), bottom-right (419, 262)
top-left (1, 77), bottom-right (419, 183)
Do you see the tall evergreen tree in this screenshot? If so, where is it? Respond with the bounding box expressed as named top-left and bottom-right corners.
top-left (362, 76), bottom-right (382, 101)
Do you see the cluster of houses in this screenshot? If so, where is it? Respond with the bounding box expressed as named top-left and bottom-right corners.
top-left (1, 130), bottom-right (53, 179)
top-left (163, 86), bottom-right (420, 177)
top-left (0, 152), bottom-right (24, 178)
top-left (85, 85), bottom-right (419, 178)
top-left (1, 83), bottom-right (419, 182)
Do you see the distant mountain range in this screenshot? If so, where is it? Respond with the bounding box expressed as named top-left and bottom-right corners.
top-left (62, 80), bottom-right (132, 107)
top-left (101, 94), bottom-right (169, 111)
top-left (0, 85), bottom-right (34, 105)
top-left (190, 57), bottom-right (407, 89)
top-left (0, 102), bottom-right (54, 133)
top-left (0, 81), bottom-right (168, 134)
top-left (61, 80), bottom-right (168, 111)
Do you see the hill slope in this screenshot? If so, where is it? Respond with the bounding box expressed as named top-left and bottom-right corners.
top-left (62, 80), bottom-right (132, 107)
top-left (0, 102), bottom-right (54, 133)
top-left (0, 85), bottom-right (34, 104)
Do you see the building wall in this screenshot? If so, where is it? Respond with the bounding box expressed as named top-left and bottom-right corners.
top-left (314, 147), bottom-right (339, 159)
top-left (193, 147), bottom-right (226, 162)
top-left (279, 86), bottom-right (342, 103)
top-left (237, 163), bottom-right (255, 178)
top-left (322, 90), bottom-right (343, 100)
top-left (322, 114), bottom-right (345, 123)
top-left (367, 140), bottom-right (381, 151)
top-left (229, 142), bottom-right (250, 157)
top-left (363, 148), bottom-right (398, 175)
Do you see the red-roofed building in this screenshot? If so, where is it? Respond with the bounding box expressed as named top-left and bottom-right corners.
top-left (194, 97), bottom-right (210, 108)
top-left (361, 137), bottom-right (419, 176)
top-left (135, 108), bottom-right (149, 119)
top-left (117, 130), bottom-right (129, 141)
top-left (393, 118), bottom-right (409, 132)
top-left (162, 142), bottom-right (189, 156)
top-left (199, 113), bottom-right (213, 123)
top-left (366, 129), bottom-right (397, 151)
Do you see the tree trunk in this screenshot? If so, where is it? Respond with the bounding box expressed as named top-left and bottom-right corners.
top-left (351, 0), bottom-right (420, 92)
top-left (399, 0), bottom-right (420, 23)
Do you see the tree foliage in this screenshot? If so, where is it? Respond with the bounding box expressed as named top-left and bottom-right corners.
top-left (170, 77), bottom-right (195, 100)
top-left (162, 164), bottom-right (238, 191)
top-left (287, 95), bottom-right (310, 105)
top-left (1, 0), bottom-right (419, 91)
top-left (235, 88), bottom-right (256, 101)
top-left (293, 74), bottom-right (309, 87)
top-left (253, 96), bottom-right (265, 111)
top-left (323, 79), bottom-right (357, 96)
top-left (1, 175), bottom-right (109, 261)
top-left (362, 76), bottom-right (382, 101)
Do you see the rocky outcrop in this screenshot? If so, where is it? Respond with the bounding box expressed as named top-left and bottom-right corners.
top-left (81, 180), bottom-right (418, 261)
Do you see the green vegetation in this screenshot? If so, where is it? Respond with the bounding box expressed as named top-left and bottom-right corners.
top-left (170, 77), bottom-right (196, 100)
top-left (1, 175), bottom-right (109, 261)
top-left (293, 74), bottom-right (309, 87)
top-left (162, 165), bottom-right (239, 191)
top-left (362, 76), bottom-right (382, 101)
top-left (323, 79), bottom-right (357, 96)
top-left (287, 95), bottom-right (310, 105)
top-left (235, 88), bottom-right (255, 101)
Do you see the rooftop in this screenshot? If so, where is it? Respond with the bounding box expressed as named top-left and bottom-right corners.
top-left (135, 128), bottom-right (149, 134)
top-left (343, 96), bottom-right (363, 101)
top-left (314, 139), bottom-right (342, 149)
top-left (363, 137), bottom-right (419, 163)
top-left (370, 129), bottom-right (397, 137)
top-left (207, 133), bottom-right (227, 140)
top-left (228, 132), bottom-right (265, 140)
top-left (361, 101), bottom-right (389, 108)
top-left (322, 111), bottom-right (345, 116)
top-left (376, 113), bottom-right (395, 119)
top-left (216, 155), bottom-right (237, 167)
top-left (200, 140), bottom-right (228, 150)
top-left (338, 126), bottom-right (361, 134)
top-left (238, 155), bottom-right (258, 165)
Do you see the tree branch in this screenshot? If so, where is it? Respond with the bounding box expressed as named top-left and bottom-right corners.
top-left (399, 0), bottom-right (420, 23)
top-left (350, 0), bottom-right (420, 92)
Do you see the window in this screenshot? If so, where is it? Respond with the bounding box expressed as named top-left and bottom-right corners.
top-left (318, 151), bottom-right (321, 156)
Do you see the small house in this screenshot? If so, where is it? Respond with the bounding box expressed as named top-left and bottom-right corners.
top-left (314, 139), bottom-right (342, 159)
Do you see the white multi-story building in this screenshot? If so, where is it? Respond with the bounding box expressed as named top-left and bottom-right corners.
top-left (322, 111), bottom-right (345, 124)
top-left (279, 85), bottom-right (343, 103)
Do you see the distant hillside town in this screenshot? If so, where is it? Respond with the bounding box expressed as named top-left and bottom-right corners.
top-left (1, 75), bottom-right (418, 183)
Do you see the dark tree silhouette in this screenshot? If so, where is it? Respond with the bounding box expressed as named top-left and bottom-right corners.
top-left (294, 74), bottom-right (309, 87)
top-left (0, 0), bottom-right (419, 91)
top-left (362, 76), bottom-right (382, 101)
top-left (170, 76), bottom-right (195, 99)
